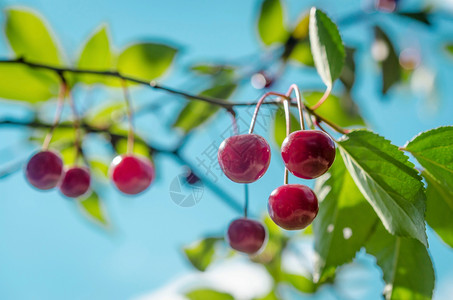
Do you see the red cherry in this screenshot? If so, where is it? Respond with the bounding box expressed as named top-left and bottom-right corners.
top-left (110, 155), bottom-right (155, 195)
top-left (281, 130), bottom-right (335, 179)
top-left (25, 150), bottom-right (63, 190)
top-left (268, 184), bottom-right (318, 230)
top-left (59, 167), bottom-right (91, 198)
top-left (218, 134), bottom-right (271, 183)
top-left (227, 218), bottom-right (267, 254)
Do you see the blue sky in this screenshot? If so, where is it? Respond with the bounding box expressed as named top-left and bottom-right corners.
top-left (0, 0), bottom-right (452, 299)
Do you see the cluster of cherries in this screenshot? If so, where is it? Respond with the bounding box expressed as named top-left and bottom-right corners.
top-left (25, 151), bottom-right (155, 197)
top-left (219, 88), bottom-right (336, 255)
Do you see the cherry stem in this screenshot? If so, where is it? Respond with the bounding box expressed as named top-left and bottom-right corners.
top-left (282, 98), bottom-right (291, 185)
top-left (42, 82), bottom-right (67, 150)
top-left (249, 91), bottom-right (289, 134)
top-left (229, 110), bottom-right (239, 136)
top-left (67, 89), bottom-right (82, 165)
top-left (244, 184), bottom-right (249, 218)
top-left (310, 85), bottom-right (332, 111)
top-left (121, 79), bottom-right (135, 154)
top-left (286, 84), bottom-right (305, 130)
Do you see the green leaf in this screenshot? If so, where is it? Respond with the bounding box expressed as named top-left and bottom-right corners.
top-left (366, 223), bottom-right (434, 300)
top-left (86, 101), bottom-right (126, 128)
top-left (89, 160), bottom-right (109, 178)
top-left (313, 152), bottom-right (378, 281)
top-left (374, 26), bottom-right (401, 94)
top-left (173, 83), bottom-right (236, 133)
top-left (272, 107), bottom-right (300, 147)
top-left (337, 130), bottom-right (427, 246)
top-left (76, 25), bottom-right (114, 84)
top-left (405, 126), bottom-right (453, 191)
top-left (5, 8), bottom-right (63, 65)
top-left (423, 171), bottom-right (453, 247)
top-left (183, 237), bottom-right (223, 271)
top-left (0, 64), bottom-right (59, 102)
top-left (303, 91), bottom-right (365, 127)
top-left (445, 44), bottom-right (453, 58)
top-left (309, 7), bottom-right (345, 87)
top-left (77, 192), bottom-right (109, 226)
top-left (257, 0), bottom-right (288, 46)
top-left (117, 43), bottom-right (177, 81)
top-left (397, 11), bottom-right (431, 26)
top-left (185, 289), bottom-right (234, 300)
top-left (282, 273), bottom-right (316, 294)
top-left (289, 41), bottom-right (314, 66)
top-left (253, 289), bottom-right (280, 300)
top-left (339, 47), bottom-right (356, 91)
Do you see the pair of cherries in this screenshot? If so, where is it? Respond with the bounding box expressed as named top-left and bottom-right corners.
top-left (219, 130), bottom-right (336, 254)
top-left (25, 151), bottom-right (155, 197)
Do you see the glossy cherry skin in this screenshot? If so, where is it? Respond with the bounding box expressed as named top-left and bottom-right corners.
top-left (218, 134), bottom-right (271, 183)
top-left (59, 167), bottom-right (91, 198)
top-left (227, 218), bottom-right (267, 254)
top-left (110, 155), bottom-right (155, 195)
top-left (25, 151), bottom-right (63, 190)
top-left (268, 184), bottom-right (319, 230)
top-left (281, 130), bottom-right (335, 179)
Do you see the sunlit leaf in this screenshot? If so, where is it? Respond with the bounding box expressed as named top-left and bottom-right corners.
top-left (282, 273), bottom-right (316, 294)
top-left (89, 160), bottom-right (109, 178)
top-left (76, 25), bottom-right (114, 84)
top-left (86, 101), bottom-right (126, 128)
top-left (303, 92), bottom-right (365, 127)
top-left (374, 26), bottom-right (401, 94)
top-left (366, 224), bottom-right (434, 300)
top-left (0, 64), bottom-right (59, 102)
top-left (257, 0), bottom-right (288, 46)
top-left (309, 8), bottom-right (345, 87)
top-left (77, 191), bottom-right (109, 226)
top-left (272, 107), bottom-right (300, 147)
top-left (117, 43), bottom-right (177, 81)
top-left (337, 130), bottom-right (427, 246)
top-left (173, 83), bottom-right (237, 133)
top-left (289, 42), bottom-right (314, 66)
top-left (5, 8), bottom-right (63, 65)
top-left (183, 237), bottom-right (223, 271)
top-left (313, 152), bottom-right (378, 281)
top-left (186, 289), bottom-right (234, 300)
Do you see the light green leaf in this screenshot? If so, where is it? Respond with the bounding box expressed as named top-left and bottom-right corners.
top-left (186, 289), bottom-right (234, 300)
top-left (337, 130), bottom-right (427, 246)
top-left (86, 101), bottom-right (126, 128)
top-left (89, 160), bottom-right (109, 178)
top-left (423, 171), bottom-right (453, 247)
top-left (0, 64), bottom-right (59, 102)
top-left (289, 41), bottom-right (314, 66)
top-left (117, 43), bottom-right (177, 81)
top-left (374, 26), bottom-right (401, 94)
top-left (114, 137), bottom-right (150, 158)
top-left (303, 91), bottom-right (365, 127)
top-left (272, 107), bottom-right (300, 147)
top-left (309, 7), bottom-right (345, 87)
top-left (313, 152), bottom-right (378, 281)
top-left (76, 25), bottom-right (114, 84)
top-left (5, 8), bottom-right (63, 65)
top-left (183, 237), bottom-right (223, 271)
top-left (253, 289), bottom-right (280, 300)
top-left (77, 192), bottom-right (109, 226)
top-left (282, 273), bottom-right (316, 294)
top-left (257, 0), bottom-right (288, 46)
top-left (405, 126), bottom-right (453, 191)
top-left (366, 224), bottom-right (434, 300)
top-left (173, 83), bottom-right (236, 133)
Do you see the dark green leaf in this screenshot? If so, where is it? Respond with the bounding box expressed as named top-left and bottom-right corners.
top-left (303, 91), bottom-right (365, 127)
top-left (185, 289), bottom-right (234, 300)
top-left (397, 11), bottom-right (431, 26)
top-left (405, 126), bottom-right (453, 191)
top-left (173, 83), bottom-right (237, 133)
top-left (76, 25), bottom-right (114, 84)
top-left (340, 47), bottom-right (356, 91)
top-left (272, 107), bottom-right (299, 147)
top-left (5, 8), bottom-right (63, 65)
top-left (445, 44), bottom-right (453, 57)
top-left (309, 8), bottom-right (345, 87)
top-left (257, 0), bottom-right (288, 46)
top-left (374, 26), bottom-right (401, 94)
top-left (282, 273), bottom-right (316, 294)
top-left (0, 65), bottom-right (59, 102)
top-left (117, 43), bottom-right (177, 80)
top-left (313, 152), bottom-right (378, 281)
top-left (183, 237), bottom-right (223, 271)
top-left (423, 171), bottom-right (453, 247)
top-left (77, 192), bottom-right (109, 226)
top-left (366, 224), bottom-right (434, 300)
top-left (337, 130), bottom-right (427, 246)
